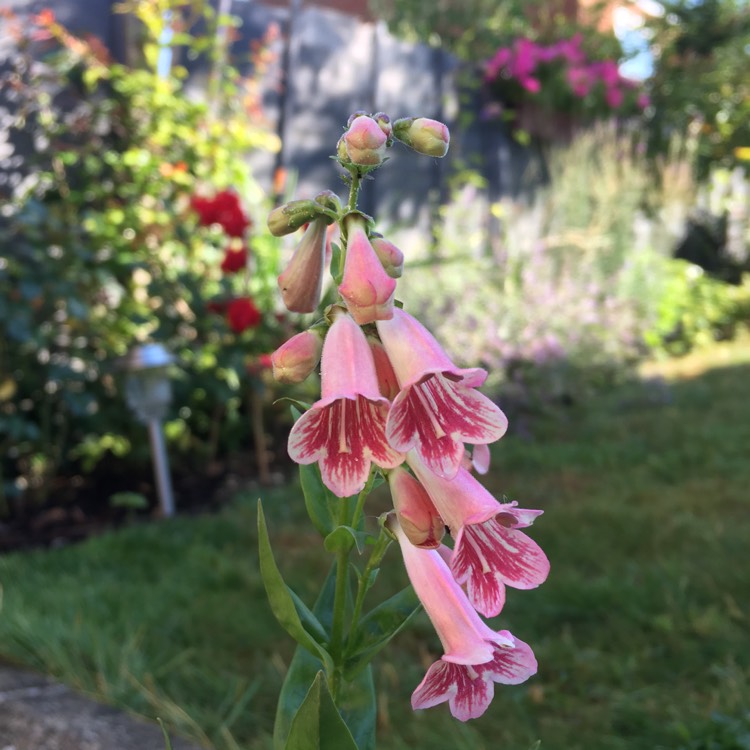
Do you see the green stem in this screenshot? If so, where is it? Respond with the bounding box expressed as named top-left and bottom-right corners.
top-left (351, 469), bottom-right (376, 532)
top-left (347, 168), bottom-right (361, 212)
top-left (350, 529), bottom-right (391, 631)
top-left (329, 500), bottom-right (351, 700)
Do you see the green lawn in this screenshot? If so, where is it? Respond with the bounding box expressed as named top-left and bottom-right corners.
top-left (1, 340), bottom-right (749, 750)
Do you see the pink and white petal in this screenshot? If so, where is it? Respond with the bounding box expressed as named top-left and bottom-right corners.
top-left (412, 660), bottom-right (495, 721)
top-left (319, 444), bottom-right (369, 498)
top-left (452, 519), bottom-right (550, 607)
top-left (387, 374), bottom-right (507, 479)
top-left (463, 569), bottom-right (507, 618)
top-left (356, 398), bottom-right (404, 469)
top-left (287, 405), bottom-right (328, 465)
top-left (471, 443), bottom-right (491, 474)
top-left (480, 637), bottom-right (538, 686)
top-left (411, 660), bottom-right (457, 712)
top-left (499, 502), bottom-right (545, 529)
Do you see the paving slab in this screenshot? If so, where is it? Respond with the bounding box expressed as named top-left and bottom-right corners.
top-left (0, 665), bottom-right (204, 750)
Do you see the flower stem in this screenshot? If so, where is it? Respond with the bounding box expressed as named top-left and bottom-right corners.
top-left (350, 529), bottom-right (391, 631)
top-left (347, 167), bottom-right (361, 212)
top-left (329, 500), bottom-right (351, 701)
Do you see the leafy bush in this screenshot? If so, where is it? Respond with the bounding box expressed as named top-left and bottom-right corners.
top-left (0, 4), bottom-right (291, 511)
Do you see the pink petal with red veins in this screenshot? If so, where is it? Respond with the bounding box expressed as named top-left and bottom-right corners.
top-left (479, 635), bottom-right (538, 685)
top-left (411, 660), bottom-right (495, 721)
top-left (387, 373), bottom-right (508, 479)
top-left (452, 518), bottom-right (550, 616)
top-left (377, 308), bottom-right (487, 389)
top-left (288, 395), bottom-right (402, 497)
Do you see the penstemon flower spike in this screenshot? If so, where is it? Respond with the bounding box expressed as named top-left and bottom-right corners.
top-left (259, 111), bottom-right (550, 749)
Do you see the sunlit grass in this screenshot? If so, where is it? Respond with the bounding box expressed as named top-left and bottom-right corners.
top-left (1, 340), bottom-right (749, 749)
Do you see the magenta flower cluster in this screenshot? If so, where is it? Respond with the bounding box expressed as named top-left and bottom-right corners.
top-left (268, 114), bottom-right (549, 722)
top-left (484, 33), bottom-right (650, 118)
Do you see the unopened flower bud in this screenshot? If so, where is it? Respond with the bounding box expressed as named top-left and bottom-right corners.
top-left (388, 466), bottom-right (444, 549)
top-left (314, 190), bottom-right (342, 214)
top-left (271, 329), bottom-right (323, 384)
top-left (370, 236), bottom-right (404, 278)
top-left (339, 214), bottom-right (396, 324)
top-left (267, 199), bottom-right (322, 237)
top-left (373, 112), bottom-right (392, 140)
top-left (277, 218), bottom-right (328, 313)
top-left (347, 110), bottom-right (369, 127)
top-left (393, 117), bottom-right (450, 158)
top-left (343, 115), bottom-right (388, 166)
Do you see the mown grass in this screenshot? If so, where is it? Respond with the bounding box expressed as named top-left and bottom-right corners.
top-left (1, 339), bottom-right (749, 750)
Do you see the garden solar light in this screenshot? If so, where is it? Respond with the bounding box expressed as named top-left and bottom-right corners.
top-left (120, 343), bottom-right (176, 518)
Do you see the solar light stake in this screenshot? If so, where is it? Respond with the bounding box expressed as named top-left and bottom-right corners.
top-left (121, 343), bottom-right (176, 517)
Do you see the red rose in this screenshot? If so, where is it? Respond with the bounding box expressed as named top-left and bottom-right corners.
top-left (220, 246), bottom-right (248, 274)
top-left (190, 190), bottom-right (251, 238)
top-left (227, 297), bottom-right (262, 333)
top-left (190, 195), bottom-right (217, 226)
top-left (213, 190), bottom-right (250, 238)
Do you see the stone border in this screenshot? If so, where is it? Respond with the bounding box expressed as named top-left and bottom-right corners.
top-left (0, 665), bottom-right (203, 750)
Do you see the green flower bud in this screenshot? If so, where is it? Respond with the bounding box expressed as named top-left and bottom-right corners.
top-left (267, 199), bottom-right (322, 237)
top-left (393, 117), bottom-right (450, 158)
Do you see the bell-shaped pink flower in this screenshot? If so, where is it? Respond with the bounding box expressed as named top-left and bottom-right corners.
top-left (388, 516), bottom-right (537, 721)
top-left (287, 313), bottom-right (403, 497)
top-left (339, 216), bottom-right (396, 325)
top-left (376, 308), bottom-right (508, 479)
top-left (409, 453), bottom-right (549, 618)
top-left (277, 218), bottom-right (327, 313)
top-left (271, 329), bottom-right (323, 384)
top-left (388, 466), bottom-right (444, 549)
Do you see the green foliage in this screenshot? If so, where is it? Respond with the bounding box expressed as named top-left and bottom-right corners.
top-left (283, 672), bottom-right (359, 750)
top-left (0, 2), bottom-right (288, 509)
top-left (644, 258), bottom-right (740, 355)
top-left (1, 340), bottom-right (749, 748)
top-left (645, 0), bottom-right (750, 173)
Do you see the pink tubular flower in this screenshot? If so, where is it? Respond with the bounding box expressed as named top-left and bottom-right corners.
top-left (376, 307), bottom-right (507, 479)
top-left (408, 453), bottom-right (550, 618)
top-left (277, 218), bottom-right (328, 313)
top-left (388, 516), bottom-right (537, 721)
top-left (287, 313), bottom-right (403, 497)
top-left (339, 215), bottom-right (397, 325)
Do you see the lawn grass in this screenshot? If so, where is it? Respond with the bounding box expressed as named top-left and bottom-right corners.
top-left (1, 339), bottom-right (749, 750)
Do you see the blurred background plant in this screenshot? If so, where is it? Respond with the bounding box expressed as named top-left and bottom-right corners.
top-left (0, 1), bottom-right (293, 517)
top-left (644, 0), bottom-right (750, 176)
top-left (395, 124), bottom-right (750, 418)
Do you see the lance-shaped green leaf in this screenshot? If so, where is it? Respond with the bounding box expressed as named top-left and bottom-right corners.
top-left (299, 463), bottom-right (336, 537)
top-left (257, 500), bottom-right (333, 672)
top-left (324, 525), bottom-right (371, 555)
top-left (344, 586), bottom-right (421, 680)
top-left (275, 563), bottom-right (376, 750)
top-left (283, 672), bottom-right (359, 750)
